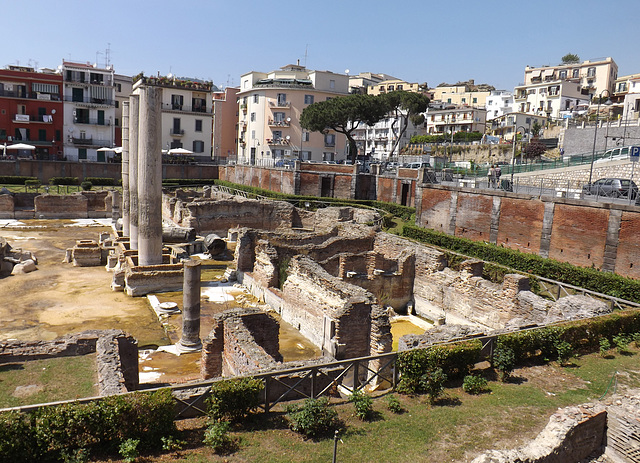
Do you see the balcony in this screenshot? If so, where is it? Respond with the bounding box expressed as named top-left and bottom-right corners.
top-left (269, 100), bottom-right (290, 108)
top-left (268, 119), bottom-right (291, 127)
top-left (64, 95), bottom-right (114, 106)
top-left (162, 103), bottom-right (211, 114)
top-left (170, 129), bottom-right (185, 136)
top-left (0, 90), bottom-right (62, 101)
top-left (240, 103), bottom-right (247, 112)
top-left (266, 138), bottom-right (290, 146)
top-left (70, 137), bottom-right (111, 147)
top-left (74, 117), bottom-right (111, 126)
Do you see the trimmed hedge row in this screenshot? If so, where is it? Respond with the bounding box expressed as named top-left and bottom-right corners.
top-left (48, 177), bottom-right (79, 186)
top-left (213, 179), bottom-right (416, 221)
top-left (84, 177), bottom-right (121, 186)
top-left (402, 224), bottom-right (640, 303)
top-left (0, 389), bottom-right (175, 463)
top-left (0, 176), bottom-right (38, 185)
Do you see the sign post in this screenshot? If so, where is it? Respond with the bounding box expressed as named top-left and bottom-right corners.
top-left (629, 146), bottom-right (640, 204)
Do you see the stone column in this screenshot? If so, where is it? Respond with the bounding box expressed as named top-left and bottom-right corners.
top-left (128, 94), bottom-right (140, 250)
top-left (121, 100), bottom-right (130, 237)
top-left (137, 85), bottom-right (163, 266)
top-left (178, 260), bottom-right (202, 352)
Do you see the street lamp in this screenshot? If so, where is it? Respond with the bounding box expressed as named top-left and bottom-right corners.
top-left (510, 125), bottom-right (527, 187)
top-left (588, 89), bottom-right (613, 186)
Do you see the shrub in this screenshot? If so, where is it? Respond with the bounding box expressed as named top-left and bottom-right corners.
top-left (0, 175), bottom-right (38, 185)
top-left (0, 411), bottom-right (36, 462)
top-left (349, 390), bottom-right (373, 421)
top-left (25, 179), bottom-right (41, 188)
top-left (599, 338), bottom-right (611, 357)
top-left (84, 177), bottom-right (120, 186)
top-left (633, 332), bottom-right (640, 348)
top-left (613, 334), bottom-right (630, 353)
top-left (203, 420), bottom-right (236, 454)
top-left (285, 397), bottom-right (340, 438)
top-left (462, 375), bottom-right (488, 395)
top-left (80, 181), bottom-right (92, 191)
top-left (49, 177), bottom-right (79, 186)
top-left (160, 435), bottom-right (185, 452)
top-left (385, 395), bottom-right (403, 414)
top-left (555, 341), bottom-right (574, 366)
top-left (207, 377), bottom-right (264, 422)
top-left (420, 367), bottom-right (447, 404)
top-left (492, 345), bottom-right (515, 381)
top-left (118, 438), bottom-right (139, 463)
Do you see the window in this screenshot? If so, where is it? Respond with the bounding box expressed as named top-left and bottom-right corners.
top-left (528, 89), bottom-right (536, 94)
top-left (78, 148), bottom-right (87, 160)
top-left (472, 97), bottom-right (477, 104)
top-left (115, 118), bottom-right (119, 127)
top-left (572, 69), bottom-right (579, 78)
top-left (115, 100), bottom-right (119, 108)
top-left (587, 67), bottom-right (596, 77)
top-left (277, 93), bottom-right (287, 105)
top-left (273, 112), bottom-right (286, 122)
top-left (253, 94), bottom-right (259, 103)
top-left (75, 108), bottom-right (89, 124)
top-left (330, 80), bottom-right (335, 89)
top-left (172, 118), bottom-right (181, 135)
top-left (72, 88), bottom-right (83, 103)
top-left (547, 101), bottom-right (553, 110)
top-left (116, 83), bottom-right (122, 92)
top-left (250, 112), bottom-right (256, 122)
top-left (324, 133), bottom-right (335, 146)
top-left (272, 130), bottom-right (282, 140)
top-left (195, 119), bottom-right (203, 132)
top-left (304, 94), bottom-right (314, 104)
top-left (302, 131), bottom-right (310, 142)
top-left (192, 140), bottom-right (204, 153)
top-left (617, 82), bottom-right (628, 92)
top-left (461, 98), bottom-right (466, 103)
top-left (388, 85), bottom-right (394, 91)
top-left (559, 70), bottom-right (567, 79)
top-left (447, 98), bottom-right (451, 103)
top-left (38, 129), bottom-right (47, 141)
top-left (192, 97), bottom-right (206, 112)
top-left (397, 84), bottom-right (403, 90)
top-left (171, 94), bottom-right (183, 110)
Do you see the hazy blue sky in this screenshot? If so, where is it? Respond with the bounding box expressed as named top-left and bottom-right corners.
top-left (4, 0), bottom-right (640, 91)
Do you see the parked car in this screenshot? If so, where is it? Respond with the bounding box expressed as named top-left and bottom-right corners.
top-left (582, 178), bottom-right (638, 199)
top-left (594, 146), bottom-right (632, 163)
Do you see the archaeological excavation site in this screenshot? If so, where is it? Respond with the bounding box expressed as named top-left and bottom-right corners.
top-left (1, 80), bottom-right (639, 462)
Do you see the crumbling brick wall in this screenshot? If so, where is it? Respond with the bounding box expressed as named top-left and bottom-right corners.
top-left (34, 194), bottom-right (88, 218)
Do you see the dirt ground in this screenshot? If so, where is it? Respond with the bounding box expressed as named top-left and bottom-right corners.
top-left (0, 220), bottom-right (167, 347)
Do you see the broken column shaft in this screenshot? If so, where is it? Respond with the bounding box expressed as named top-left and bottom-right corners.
top-left (178, 259), bottom-right (202, 352)
top-left (136, 85), bottom-right (163, 266)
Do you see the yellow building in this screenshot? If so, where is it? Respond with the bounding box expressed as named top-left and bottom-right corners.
top-left (431, 80), bottom-right (492, 108)
top-left (367, 79), bottom-right (426, 96)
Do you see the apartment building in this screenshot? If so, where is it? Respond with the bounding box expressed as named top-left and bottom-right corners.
top-left (367, 78), bottom-right (425, 96)
top-left (0, 65), bottom-right (64, 159)
top-left (513, 79), bottom-right (589, 120)
top-left (431, 80), bottom-right (493, 108)
top-left (424, 107), bottom-right (487, 135)
top-left (114, 73), bottom-right (133, 148)
top-left (485, 90), bottom-right (513, 120)
top-left (212, 86), bottom-right (239, 163)
top-left (60, 61), bottom-right (116, 162)
top-left (353, 116), bottom-right (424, 161)
top-left (612, 73), bottom-right (640, 121)
top-left (523, 57), bottom-right (618, 99)
top-left (348, 72), bottom-right (397, 94)
top-left (237, 63), bottom-right (350, 165)
top-left (488, 112), bottom-right (546, 142)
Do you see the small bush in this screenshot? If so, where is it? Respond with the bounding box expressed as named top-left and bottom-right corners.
top-left (599, 338), bottom-right (611, 357)
top-left (160, 435), bottom-right (185, 452)
top-left (555, 341), bottom-right (574, 366)
top-left (80, 181), bottom-right (92, 191)
top-left (285, 397), bottom-right (340, 438)
top-left (385, 395), bottom-right (403, 414)
top-left (118, 438), bottom-right (140, 463)
top-left (349, 390), bottom-right (373, 421)
top-left (49, 177), bottom-right (79, 186)
top-left (633, 332), bottom-right (640, 348)
top-left (420, 367), bottom-right (447, 404)
top-left (462, 375), bottom-right (488, 395)
top-left (84, 177), bottom-right (120, 186)
top-left (493, 345), bottom-right (515, 381)
top-left (25, 179), bottom-right (41, 188)
top-left (207, 377), bottom-right (264, 422)
top-left (203, 420), bottom-right (236, 455)
top-left (613, 334), bottom-right (630, 353)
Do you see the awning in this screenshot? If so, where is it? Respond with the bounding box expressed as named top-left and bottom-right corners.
top-left (90, 85), bottom-right (109, 100)
top-left (542, 69), bottom-right (555, 78)
top-left (530, 70), bottom-right (541, 78)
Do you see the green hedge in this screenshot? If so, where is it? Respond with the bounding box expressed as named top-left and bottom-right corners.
top-left (0, 176), bottom-right (38, 185)
top-left (397, 340), bottom-right (482, 393)
top-left (84, 177), bottom-right (121, 186)
top-left (207, 377), bottom-right (264, 422)
top-left (48, 177), bottom-right (79, 186)
top-left (0, 389), bottom-right (175, 462)
top-left (402, 224), bottom-right (640, 303)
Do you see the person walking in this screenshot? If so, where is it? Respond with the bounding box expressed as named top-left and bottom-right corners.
top-left (495, 164), bottom-right (502, 189)
top-left (488, 164), bottom-right (496, 188)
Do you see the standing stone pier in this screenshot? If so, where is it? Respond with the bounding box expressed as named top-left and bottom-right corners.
top-left (178, 260), bottom-right (202, 352)
top-left (128, 94), bottom-right (140, 250)
top-left (135, 84), bottom-right (163, 266)
top-left (121, 100), bottom-right (130, 237)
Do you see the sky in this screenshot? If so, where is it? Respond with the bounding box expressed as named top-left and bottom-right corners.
top-left (4, 0), bottom-right (640, 91)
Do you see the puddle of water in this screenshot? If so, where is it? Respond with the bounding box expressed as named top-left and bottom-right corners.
top-left (138, 349), bottom-right (201, 384)
top-left (271, 313), bottom-right (321, 362)
top-left (391, 318), bottom-right (432, 351)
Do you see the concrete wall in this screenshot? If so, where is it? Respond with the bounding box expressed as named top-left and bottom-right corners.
top-left (416, 183), bottom-right (640, 279)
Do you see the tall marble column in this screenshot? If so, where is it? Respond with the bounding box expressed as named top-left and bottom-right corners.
top-left (136, 85), bottom-right (163, 266)
top-left (121, 100), bottom-right (130, 237)
top-left (128, 94), bottom-right (140, 250)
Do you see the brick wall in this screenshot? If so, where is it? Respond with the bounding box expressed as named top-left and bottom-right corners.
top-left (454, 193), bottom-right (494, 241)
top-left (496, 197), bottom-right (545, 254)
top-left (34, 194), bottom-right (88, 218)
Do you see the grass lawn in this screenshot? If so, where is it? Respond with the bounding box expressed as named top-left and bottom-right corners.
top-left (0, 354), bottom-right (98, 408)
top-left (96, 345), bottom-right (640, 462)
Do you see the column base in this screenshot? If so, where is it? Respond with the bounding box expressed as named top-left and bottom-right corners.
top-left (176, 339), bottom-right (202, 353)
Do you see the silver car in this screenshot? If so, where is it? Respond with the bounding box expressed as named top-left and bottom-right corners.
top-left (582, 178), bottom-right (638, 199)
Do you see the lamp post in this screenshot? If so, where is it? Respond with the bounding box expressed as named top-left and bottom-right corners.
top-left (588, 89), bottom-right (613, 186)
top-left (510, 125), bottom-right (527, 187)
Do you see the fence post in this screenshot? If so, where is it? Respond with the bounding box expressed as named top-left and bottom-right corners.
top-left (264, 376), bottom-right (270, 413)
top-left (353, 360), bottom-right (359, 392)
top-left (311, 367), bottom-right (316, 399)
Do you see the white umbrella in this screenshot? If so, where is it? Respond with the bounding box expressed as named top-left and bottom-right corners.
top-left (113, 147), bottom-right (123, 154)
top-left (168, 148), bottom-right (193, 155)
top-left (96, 147), bottom-right (115, 151)
top-left (6, 143), bottom-right (36, 150)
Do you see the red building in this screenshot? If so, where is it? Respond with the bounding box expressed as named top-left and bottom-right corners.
top-left (0, 65), bottom-right (64, 159)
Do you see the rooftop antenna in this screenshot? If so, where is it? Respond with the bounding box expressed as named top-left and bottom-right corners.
top-left (96, 50), bottom-right (103, 67)
top-left (105, 43), bottom-right (111, 68)
top-left (304, 44), bottom-right (308, 67)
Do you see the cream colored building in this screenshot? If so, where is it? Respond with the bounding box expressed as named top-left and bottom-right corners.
top-left (514, 79), bottom-right (590, 120)
top-left (424, 107), bottom-right (487, 135)
top-left (237, 64), bottom-right (350, 165)
top-left (523, 57), bottom-right (617, 102)
top-left (367, 79), bottom-right (425, 96)
top-left (431, 80), bottom-right (492, 108)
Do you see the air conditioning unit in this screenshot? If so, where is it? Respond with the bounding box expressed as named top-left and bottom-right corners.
top-left (73, 110), bottom-right (76, 116)
top-left (284, 150), bottom-right (291, 156)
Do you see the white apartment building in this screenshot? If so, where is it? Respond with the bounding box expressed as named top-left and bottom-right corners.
top-left (488, 112), bottom-right (547, 142)
top-left (613, 73), bottom-right (640, 121)
top-left (523, 57), bottom-right (618, 99)
top-left (353, 116), bottom-right (424, 161)
top-left (513, 80), bottom-right (589, 120)
top-left (60, 61), bottom-right (116, 162)
top-left (424, 107), bottom-right (487, 135)
top-left (114, 73), bottom-right (133, 149)
top-left (485, 90), bottom-right (513, 120)
top-left (237, 63), bottom-right (350, 165)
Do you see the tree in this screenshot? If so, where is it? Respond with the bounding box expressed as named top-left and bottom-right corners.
top-left (561, 53), bottom-right (580, 64)
top-left (531, 120), bottom-right (543, 137)
top-left (300, 94), bottom-right (388, 164)
top-left (522, 140), bottom-right (547, 159)
top-left (381, 91), bottom-right (430, 158)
